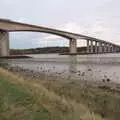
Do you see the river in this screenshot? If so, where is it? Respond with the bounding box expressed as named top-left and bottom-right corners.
top-left (3, 53), bottom-right (120, 84)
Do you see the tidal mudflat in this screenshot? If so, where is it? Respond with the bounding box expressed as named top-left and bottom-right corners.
top-left (2, 53), bottom-right (120, 84)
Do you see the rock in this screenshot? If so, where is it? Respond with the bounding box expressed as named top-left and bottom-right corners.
top-left (102, 79), bottom-right (105, 82)
top-left (88, 68), bottom-right (92, 71)
top-left (106, 78), bottom-right (110, 82)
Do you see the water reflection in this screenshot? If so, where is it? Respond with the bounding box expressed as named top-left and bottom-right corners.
top-left (68, 56), bottom-right (77, 79)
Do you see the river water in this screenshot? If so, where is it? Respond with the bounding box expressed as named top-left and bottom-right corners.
top-left (3, 53), bottom-right (120, 84)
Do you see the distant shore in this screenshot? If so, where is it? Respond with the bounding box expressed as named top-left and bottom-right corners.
top-left (10, 47), bottom-right (120, 56)
top-left (10, 46), bottom-right (87, 55)
top-left (0, 55), bottom-right (32, 59)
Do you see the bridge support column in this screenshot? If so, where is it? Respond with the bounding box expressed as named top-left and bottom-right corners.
top-left (87, 40), bottom-right (89, 53)
top-left (115, 47), bottom-right (118, 52)
top-left (90, 40), bottom-right (93, 53)
top-left (111, 46), bottom-right (114, 53)
top-left (95, 41), bottom-right (97, 53)
top-left (98, 42), bottom-right (102, 53)
top-left (69, 39), bottom-right (77, 54)
top-left (107, 44), bottom-right (111, 53)
top-left (113, 47), bottom-right (115, 52)
top-left (115, 47), bottom-right (117, 52)
top-left (104, 43), bottom-right (107, 53)
top-left (0, 31), bottom-right (9, 56)
top-left (116, 47), bottom-right (120, 52)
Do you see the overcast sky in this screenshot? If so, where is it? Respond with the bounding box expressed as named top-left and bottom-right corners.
top-left (0, 0), bottom-right (120, 48)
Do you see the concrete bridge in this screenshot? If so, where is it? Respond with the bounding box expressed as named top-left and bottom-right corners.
top-left (0, 18), bottom-right (120, 56)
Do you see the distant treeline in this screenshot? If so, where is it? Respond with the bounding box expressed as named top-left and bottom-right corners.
top-left (10, 47), bottom-right (87, 55)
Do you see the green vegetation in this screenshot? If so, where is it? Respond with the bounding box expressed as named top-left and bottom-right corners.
top-left (39, 79), bottom-right (120, 120)
top-left (0, 74), bottom-right (51, 120)
top-left (0, 68), bottom-right (104, 120)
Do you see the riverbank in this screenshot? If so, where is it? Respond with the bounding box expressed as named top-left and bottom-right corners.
top-left (0, 67), bottom-right (104, 120)
top-left (0, 55), bottom-right (32, 59)
top-left (2, 64), bottom-right (120, 120)
top-left (10, 47), bottom-right (86, 55)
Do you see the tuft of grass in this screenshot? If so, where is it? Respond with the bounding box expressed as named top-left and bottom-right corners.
top-left (0, 68), bottom-right (104, 120)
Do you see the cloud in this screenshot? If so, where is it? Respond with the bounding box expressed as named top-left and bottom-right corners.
top-left (37, 21), bottom-right (116, 47)
top-left (42, 22), bottom-right (83, 40)
top-left (38, 22), bottom-right (86, 47)
top-left (87, 21), bottom-right (115, 42)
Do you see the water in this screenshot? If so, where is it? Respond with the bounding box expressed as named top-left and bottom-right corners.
top-left (4, 53), bottom-right (120, 84)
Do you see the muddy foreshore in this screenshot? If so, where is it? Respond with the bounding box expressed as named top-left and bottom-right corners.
top-left (1, 63), bottom-right (120, 93)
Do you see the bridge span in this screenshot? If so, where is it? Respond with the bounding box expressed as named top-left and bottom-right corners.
top-left (0, 18), bottom-right (120, 56)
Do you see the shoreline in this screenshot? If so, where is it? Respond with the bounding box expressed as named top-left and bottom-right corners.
top-left (0, 55), bottom-right (32, 59)
top-left (5, 64), bottom-right (120, 93)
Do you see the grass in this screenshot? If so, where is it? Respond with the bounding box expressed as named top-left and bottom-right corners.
top-left (0, 68), bottom-right (104, 120)
top-left (0, 73), bottom-right (51, 120)
top-left (38, 79), bottom-right (120, 120)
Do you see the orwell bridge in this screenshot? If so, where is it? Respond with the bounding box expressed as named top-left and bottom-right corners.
top-left (0, 18), bottom-right (120, 56)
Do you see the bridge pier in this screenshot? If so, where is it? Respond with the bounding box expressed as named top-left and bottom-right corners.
top-left (116, 47), bottom-right (120, 52)
top-left (90, 40), bottom-right (93, 53)
top-left (111, 46), bottom-right (114, 53)
top-left (98, 42), bottom-right (102, 53)
top-left (87, 40), bottom-right (90, 53)
top-left (0, 31), bottom-right (9, 56)
top-left (69, 39), bottom-right (77, 54)
top-left (95, 41), bottom-right (98, 53)
top-left (115, 46), bottom-right (119, 52)
top-left (104, 43), bottom-right (107, 53)
top-left (107, 44), bottom-right (111, 53)
top-left (113, 46), bottom-right (115, 53)
top-left (115, 47), bottom-right (118, 52)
